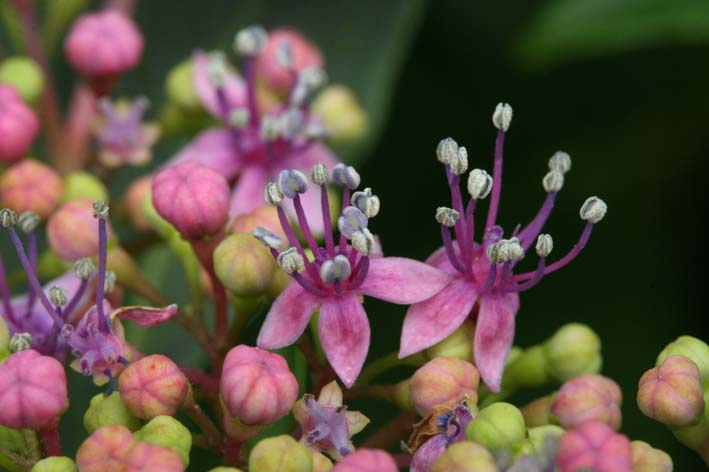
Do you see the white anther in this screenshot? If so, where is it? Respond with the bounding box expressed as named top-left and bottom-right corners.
top-left (229, 108), bottom-right (250, 128)
top-left (49, 286), bottom-right (68, 307)
top-left (319, 255), bottom-right (352, 283)
top-left (9, 333), bottom-right (31, 352)
top-left (276, 40), bottom-right (293, 69)
top-left (436, 138), bottom-right (459, 164)
top-left (277, 248), bottom-right (305, 274)
top-left (436, 207), bottom-right (460, 227)
top-left (104, 271), bottom-right (117, 294)
top-left (580, 196), bottom-right (607, 224)
top-left (253, 227), bottom-right (284, 251)
top-left (492, 102), bottom-right (513, 131)
top-left (206, 52), bottom-right (227, 87)
top-left (467, 169), bottom-right (493, 199)
top-left (17, 212), bottom-right (39, 233)
top-left (265, 182), bottom-right (284, 206)
top-left (542, 170), bottom-right (564, 193)
top-left (93, 201), bottom-right (109, 219)
top-left (233, 26), bottom-right (267, 56)
top-left (449, 146), bottom-right (468, 175)
top-left (536, 234), bottom-right (553, 258)
top-left (351, 228), bottom-right (376, 256)
top-left (351, 188), bottom-right (380, 218)
top-left (311, 163), bottom-right (329, 185)
top-left (261, 115), bottom-right (282, 141)
top-left (508, 238), bottom-right (525, 261)
top-left (548, 151), bottom-right (571, 174)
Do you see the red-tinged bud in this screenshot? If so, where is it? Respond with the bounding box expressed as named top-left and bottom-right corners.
top-left (119, 355), bottom-right (190, 419)
top-left (122, 441), bottom-right (184, 472)
top-left (221, 345), bottom-right (298, 425)
top-left (47, 198), bottom-right (114, 261)
top-left (637, 355), bottom-right (704, 427)
top-left (551, 374), bottom-right (622, 430)
top-left (555, 421), bottom-right (632, 472)
top-left (331, 448), bottom-right (398, 472)
top-left (0, 159), bottom-right (63, 218)
top-left (430, 441), bottom-right (497, 472)
top-left (214, 233), bottom-right (277, 296)
top-left (631, 440), bottom-right (673, 472)
top-left (75, 424), bottom-right (135, 472)
top-left (410, 357), bottom-right (479, 416)
top-left (521, 393), bottom-right (555, 427)
top-left (256, 29), bottom-right (324, 93)
top-left (123, 175), bottom-right (154, 231)
top-left (0, 84), bottom-right (39, 163)
top-left (230, 206), bottom-right (286, 240)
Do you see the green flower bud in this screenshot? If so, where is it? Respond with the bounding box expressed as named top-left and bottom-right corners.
top-left (657, 336), bottom-right (709, 388)
top-left (425, 320), bottom-right (475, 362)
top-left (165, 60), bottom-right (201, 111)
top-left (518, 425), bottom-right (564, 457)
top-left (0, 424), bottom-right (25, 454)
top-left (544, 323), bottom-right (602, 382)
top-left (466, 402), bottom-right (526, 452)
top-left (311, 85), bottom-right (368, 143)
top-left (0, 56), bottom-right (44, 103)
top-left (61, 172), bottom-right (109, 204)
top-left (631, 440), bottom-right (673, 472)
top-left (84, 392), bottom-right (143, 434)
top-left (214, 233), bottom-right (277, 296)
top-left (265, 266), bottom-right (290, 300)
top-left (431, 441), bottom-right (497, 472)
top-left (521, 393), bottom-right (555, 427)
top-left (0, 317), bottom-right (9, 355)
top-left (248, 435), bottom-right (312, 472)
top-left (134, 416), bottom-right (192, 467)
top-left (30, 456), bottom-right (78, 472)
top-left (504, 345), bottom-right (552, 388)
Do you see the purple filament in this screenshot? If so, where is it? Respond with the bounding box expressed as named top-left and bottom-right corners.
top-left (0, 253), bottom-right (16, 326)
top-left (95, 218), bottom-right (111, 334)
top-left (320, 185), bottom-right (335, 255)
top-left (293, 194), bottom-right (319, 254)
top-left (440, 225), bottom-right (467, 275)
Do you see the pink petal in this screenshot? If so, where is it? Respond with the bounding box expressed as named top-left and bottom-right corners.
top-left (474, 292), bottom-right (520, 392)
top-left (399, 277), bottom-right (477, 358)
top-left (113, 304), bottom-right (178, 327)
top-left (192, 50), bottom-right (246, 116)
top-left (318, 293), bottom-right (370, 388)
top-left (282, 142), bottom-right (339, 171)
top-left (358, 257), bottom-right (450, 304)
top-left (257, 282), bottom-right (322, 349)
top-left (410, 434), bottom-right (448, 472)
top-left (280, 184), bottom-right (327, 235)
top-left (167, 129), bottom-right (242, 179)
top-left (228, 165), bottom-right (269, 218)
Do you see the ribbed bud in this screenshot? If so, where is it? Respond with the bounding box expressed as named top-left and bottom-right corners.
top-left (215, 234), bottom-right (277, 296)
top-left (351, 188), bottom-right (380, 218)
top-left (228, 108), bottom-right (250, 129)
top-left (311, 163), bottom-right (330, 185)
top-left (492, 103), bottom-right (513, 131)
top-left (264, 182), bottom-right (284, 206)
top-left (277, 169), bottom-right (309, 198)
top-left (449, 147), bottom-right (468, 175)
top-left (351, 229), bottom-right (376, 256)
top-left (542, 170), bottom-right (564, 193)
top-left (536, 234), bottom-right (553, 258)
top-left (436, 138), bottom-right (458, 164)
top-left (549, 151), bottom-right (572, 174)
top-left (93, 201), bottom-right (109, 219)
top-left (551, 374), bottom-right (622, 430)
top-left (467, 169), bottom-right (493, 199)
top-left (556, 421), bottom-right (632, 472)
top-left (49, 286), bottom-right (68, 307)
top-left (29, 456), bottom-right (78, 472)
top-left (9, 332), bottom-right (31, 352)
top-left (332, 164), bottom-right (361, 189)
top-left (0, 208), bottom-right (17, 228)
top-left (248, 435), bottom-right (312, 472)
top-left (544, 323), bottom-right (602, 381)
top-left (277, 248), bottom-right (305, 274)
top-left (74, 257), bottom-right (97, 280)
top-left (630, 440), bottom-right (673, 472)
top-left (134, 416), bottom-right (192, 467)
top-left (580, 196), bottom-right (607, 223)
top-left (17, 212), bottom-right (40, 233)
top-left (252, 226), bottom-right (285, 251)
top-left (431, 441), bottom-right (497, 472)
top-left (331, 449), bottom-right (398, 472)
top-left (234, 26), bottom-right (268, 56)
top-left (466, 402), bottom-right (526, 452)
top-left (84, 392), bottom-right (143, 434)
top-left (436, 207), bottom-right (459, 227)
top-left (320, 255), bottom-right (352, 283)
top-left (410, 357), bottom-right (480, 417)
top-left (656, 335), bottom-right (709, 381)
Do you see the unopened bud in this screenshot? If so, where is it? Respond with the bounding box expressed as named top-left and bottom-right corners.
top-left (556, 421), bottom-right (632, 472)
top-left (29, 457), bottom-right (78, 472)
top-left (631, 440), bottom-right (673, 472)
top-left (425, 320), bottom-right (475, 362)
top-left (331, 449), bottom-right (398, 472)
top-left (234, 26), bottom-right (267, 56)
top-left (536, 234), bottom-right (553, 258)
top-left (134, 416), bottom-right (192, 467)
top-left (17, 212), bottom-right (40, 233)
top-left (0, 208), bottom-right (17, 228)
top-left (549, 151), bottom-right (571, 174)
top-left (656, 335), bottom-right (709, 383)
top-left (252, 227), bottom-right (284, 251)
top-left (229, 108), bottom-right (250, 128)
top-left (215, 234), bottom-right (277, 296)
top-left (332, 164), bottom-right (361, 189)
top-left (466, 402), bottom-right (526, 452)
top-left (580, 196), bottom-right (607, 223)
top-left (277, 248), bottom-right (305, 274)
top-left (492, 103), bottom-right (513, 131)
top-left (320, 255), bottom-right (352, 283)
top-left (437, 138), bottom-right (459, 164)
top-left (264, 182), bottom-right (284, 206)
top-left (411, 357), bottom-right (479, 417)
top-left (277, 169), bottom-right (309, 198)
top-left (436, 207), bottom-right (459, 227)
top-left (118, 355), bottom-right (190, 419)
top-left (544, 323), bottom-right (602, 381)
top-left (552, 374), bottom-right (622, 430)
top-left (431, 441), bottom-right (497, 472)
top-left (49, 286), bottom-right (68, 307)
top-left (84, 392), bottom-right (142, 434)
top-left (351, 188), bottom-right (380, 218)
top-left (74, 257), bottom-right (97, 280)
top-left (93, 201), bottom-right (109, 219)
top-left (311, 163), bottom-right (329, 185)
top-left (467, 169), bottom-right (493, 199)
top-left (248, 435), bottom-right (312, 471)
top-left (9, 332), bottom-right (31, 352)
top-left (542, 170), bottom-right (564, 193)
top-left (351, 229), bottom-right (376, 256)
top-left (449, 147), bottom-right (468, 175)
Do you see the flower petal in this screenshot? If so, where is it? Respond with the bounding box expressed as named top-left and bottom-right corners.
top-left (192, 50), bottom-right (246, 116)
top-left (167, 129), bottom-right (242, 179)
top-left (281, 142), bottom-right (338, 171)
top-left (346, 411), bottom-right (370, 435)
top-left (318, 293), bottom-right (370, 388)
top-left (410, 434), bottom-right (449, 472)
top-left (228, 165), bottom-right (270, 218)
top-left (358, 257), bottom-right (450, 304)
top-left (474, 292), bottom-right (520, 392)
top-left (112, 304), bottom-right (178, 327)
top-left (399, 277), bottom-right (477, 358)
top-left (318, 380), bottom-right (344, 408)
top-left (257, 282), bottom-right (322, 349)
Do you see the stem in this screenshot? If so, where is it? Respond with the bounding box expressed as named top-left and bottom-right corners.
top-left (345, 384), bottom-right (398, 402)
top-left (223, 436), bottom-right (242, 467)
top-left (190, 236), bottom-right (228, 348)
top-left (357, 351), bottom-right (426, 385)
top-left (58, 84), bottom-right (97, 173)
top-left (0, 446), bottom-right (33, 472)
top-left (21, 429), bottom-right (40, 463)
top-left (39, 418), bottom-right (62, 456)
top-left (184, 400), bottom-right (222, 454)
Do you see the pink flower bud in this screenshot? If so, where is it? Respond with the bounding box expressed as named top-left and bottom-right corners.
top-left (410, 357), bottom-right (479, 416)
top-left (221, 345), bottom-right (298, 425)
top-left (119, 354), bottom-right (190, 419)
top-left (230, 206), bottom-right (286, 240)
top-left (64, 12), bottom-right (143, 79)
top-left (331, 448), bottom-right (398, 472)
top-left (256, 29), bottom-right (324, 93)
top-left (47, 197), bottom-right (113, 261)
top-left (0, 349), bottom-right (68, 429)
top-left (0, 159), bottom-right (63, 218)
top-left (631, 440), bottom-right (673, 472)
top-left (555, 421), bottom-right (632, 472)
top-left (76, 424), bottom-right (136, 472)
top-left (123, 441), bottom-right (184, 472)
top-left (551, 374), bottom-right (622, 430)
top-left (637, 355), bottom-right (704, 427)
top-left (123, 175), bottom-right (153, 231)
top-left (0, 84), bottom-right (39, 163)
top-left (152, 160), bottom-right (230, 239)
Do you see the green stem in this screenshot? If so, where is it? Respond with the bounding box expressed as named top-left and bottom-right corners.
top-left (0, 446), bottom-right (32, 472)
top-left (184, 400), bottom-right (222, 455)
top-left (20, 430), bottom-right (40, 463)
top-left (357, 351), bottom-right (426, 385)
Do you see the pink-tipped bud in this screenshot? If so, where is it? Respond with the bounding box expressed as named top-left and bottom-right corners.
top-left (152, 160), bottom-right (230, 240)
top-left (47, 198), bottom-right (113, 261)
top-left (551, 374), bottom-right (622, 430)
top-left (118, 354), bottom-right (190, 419)
top-left (0, 349), bottom-right (67, 429)
top-left (0, 84), bottom-right (39, 163)
top-left (230, 205), bottom-right (285, 239)
top-left (631, 440), bottom-right (673, 472)
top-left (410, 357), bottom-right (479, 416)
top-left (556, 421), bottom-right (632, 472)
top-left (0, 159), bottom-right (63, 218)
top-left (331, 449), bottom-right (398, 472)
top-left (64, 12), bottom-right (143, 79)
top-left (256, 29), bottom-right (324, 93)
top-left (637, 355), bottom-right (704, 427)
top-left (76, 424), bottom-right (136, 472)
top-left (123, 175), bottom-right (154, 231)
top-left (221, 345), bottom-right (298, 425)
top-left (123, 441), bottom-right (184, 472)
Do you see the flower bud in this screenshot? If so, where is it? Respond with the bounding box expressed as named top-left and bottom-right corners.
top-left (656, 335), bottom-right (709, 385)
top-left (30, 456), bottom-right (78, 472)
top-left (548, 151), bottom-right (572, 174)
top-left (61, 172), bottom-right (109, 204)
top-left (134, 415), bottom-right (192, 467)
top-left (637, 355), bottom-right (704, 428)
top-left (165, 59), bottom-right (201, 111)
top-left (118, 355), bottom-right (190, 419)
top-left (121, 176), bottom-right (154, 231)
top-left (430, 441), bottom-right (497, 472)
top-left (9, 332), bottom-right (31, 352)
top-left (0, 316), bottom-right (9, 354)
top-left (221, 345), bottom-right (298, 425)
top-left (425, 320), bottom-right (475, 362)
top-left (544, 323), bottom-right (602, 382)
top-left (214, 233), bottom-right (277, 296)
top-left (631, 440), bottom-right (673, 472)
top-left (0, 84), bottom-right (39, 163)
top-left (555, 421), bottom-right (632, 472)
top-left (552, 374), bottom-right (622, 430)
top-left (256, 29), bottom-right (324, 93)
top-left (0, 56), bottom-right (44, 104)
top-left (0, 159), bottom-right (63, 218)
top-left (467, 169), bottom-right (493, 199)
top-left (0, 350), bottom-right (67, 429)
top-left (248, 435), bottom-right (313, 472)
top-left (64, 12), bottom-right (143, 79)
top-left (0, 423), bottom-right (25, 455)
top-left (48, 198), bottom-right (115, 261)
top-left (231, 206), bottom-right (284, 238)
top-left (521, 393), bottom-right (555, 427)
top-left (518, 424), bottom-right (564, 458)
top-left (84, 392), bottom-right (143, 434)
top-left (311, 85), bottom-right (367, 143)
top-left (312, 452), bottom-right (333, 472)
top-left (580, 196), bottom-right (607, 223)
top-left (76, 424), bottom-right (135, 472)
top-left (331, 449), bottom-right (398, 472)
top-left (504, 344), bottom-right (552, 388)
top-left (152, 161), bottom-right (230, 239)
top-left (411, 357), bottom-right (479, 417)
top-left (466, 402), bottom-right (526, 452)
top-left (492, 102), bottom-right (513, 131)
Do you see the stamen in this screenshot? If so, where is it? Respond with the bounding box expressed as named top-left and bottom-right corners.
top-left (277, 169), bottom-right (309, 198)
top-left (517, 192), bottom-right (556, 251)
top-left (280, 108), bottom-right (304, 139)
top-left (104, 369), bottom-right (116, 396)
top-left (17, 212), bottom-right (39, 234)
top-left (548, 151), bottom-right (571, 174)
top-left (436, 138), bottom-right (458, 165)
top-left (440, 224), bottom-right (467, 275)
top-left (265, 182), bottom-right (284, 206)
top-left (49, 286), bottom-right (68, 308)
top-left (542, 170), bottom-right (564, 193)
top-left (351, 188), bottom-right (380, 218)
top-left (228, 108), bottom-right (250, 129)
top-left (536, 234), bottom-right (553, 258)
top-left (261, 115), bottom-right (282, 141)
top-left (277, 248), bottom-right (306, 274)
top-left (485, 103), bottom-right (512, 231)
top-left (338, 206), bottom-right (368, 239)
top-left (467, 169), bottom-right (493, 200)
top-left (492, 102), bottom-right (513, 132)
top-left (252, 227), bottom-right (285, 251)
top-left (436, 207), bottom-right (460, 227)
top-left (347, 256), bottom-right (370, 290)
top-left (319, 255), bottom-right (352, 284)
top-left (93, 202), bottom-right (111, 334)
top-left (233, 26), bottom-right (267, 56)
top-left (579, 196), bottom-right (607, 224)
top-left (9, 333), bottom-right (31, 352)
top-left (293, 194), bottom-right (319, 254)
top-left (449, 146), bottom-right (468, 176)
top-left (332, 164), bottom-right (361, 190)
top-left (314, 167), bottom-right (336, 254)
top-left (311, 163), bottom-right (329, 186)
top-left (103, 271), bottom-right (117, 294)
top-left (351, 229), bottom-right (375, 256)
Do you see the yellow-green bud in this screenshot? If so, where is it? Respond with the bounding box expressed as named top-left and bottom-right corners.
top-left (165, 59), bottom-right (201, 111)
top-left (312, 452), bottom-right (333, 472)
top-left (248, 435), bottom-right (312, 471)
top-left (0, 317), bottom-right (9, 355)
top-left (518, 425), bottom-right (564, 457)
top-left (544, 323), bottom-right (602, 382)
top-left (214, 233), bottom-right (277, 296)
top-left (466, 402), bottom-right (526, 452)
top-left (134, 416), bottom-right (192, 467)
top-left (84, 392), bottom-right (143, 434)
top-left (0, 56), bottom-right (44, 103)
top-left (61, 172), bottom-right (109, 204)
top-left (631, 440), bottom-right (673, 472)
top-left (265, 266), bottom-right (289, 300)
top-left (505, 345), bottom-right (552, 387)
top-left (431, 441), bottom-right (497, 472)
top-left (311, 85), bottom-right (367, 143)
top-left (521, 393), bottom-right (556, 427)
top-left (657, 336), bottom-right (709, 388)
top-left (425, 320), bottom-right (475, 362)
top-left (30, 456), bottom-right (78, 472)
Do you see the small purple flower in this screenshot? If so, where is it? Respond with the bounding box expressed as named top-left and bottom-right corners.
top-left (94, 97), bottom-right (159, 168)
top-left (254, 164), bottom-right (450, 387)
top-left (399, 103), bottom-right (607, 392)
top-left (409, 401), bottom-right (473, 472)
